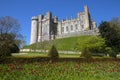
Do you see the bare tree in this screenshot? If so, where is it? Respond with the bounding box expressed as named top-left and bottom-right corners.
top-left (0, 16), bottom-right (25, 55)
top-left (0, 16), bottom-right (20, 34)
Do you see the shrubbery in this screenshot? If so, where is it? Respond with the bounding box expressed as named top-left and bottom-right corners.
top-left (105, 47), bottom-right (117, 58)
top-left (0, 43), bottom-right (10, 62)
top-left (0, 42), bottom-right (19, 62)
top-left (0, 43), bottom-right (11, 57)
top-left (80, 47), bottom-right (92, 59)
top-left (77, 36), bottom-right (106, 57)
top-left (10, 44), bottom-right (19, 53)
top-left (48, 45), bottom-right (59, 59)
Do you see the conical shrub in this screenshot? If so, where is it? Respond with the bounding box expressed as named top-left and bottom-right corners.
top-left (48, 45), bottom-right (59, 59)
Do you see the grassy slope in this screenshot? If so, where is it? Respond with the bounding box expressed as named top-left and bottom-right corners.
top-left (23, 35), bottom-right (96, 51)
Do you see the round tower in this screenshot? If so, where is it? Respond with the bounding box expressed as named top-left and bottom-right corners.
top-left (84, 5), bottom-right (90, 30)
top-left (30, 16), bottom-right (38, 44)
top-left (46, 11), bottom-right (52, 19)
top-left (54, 16), bottom-right (58, 23)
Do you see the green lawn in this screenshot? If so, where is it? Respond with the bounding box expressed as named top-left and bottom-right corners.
top-left (12, 53), bottom-right (47, 58)
top-left (12, 52), bottom-right (80, 58)
top-left (12, 52), bottom-right (120, 58)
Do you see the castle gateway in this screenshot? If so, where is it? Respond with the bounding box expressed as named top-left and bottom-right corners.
top-left (30, 6), bottom-right (97, 44)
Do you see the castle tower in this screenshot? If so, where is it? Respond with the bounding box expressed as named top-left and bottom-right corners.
top-left (41, 12), bottom-right (52, 41)
top-left (84, 5), bottom-right (90, 30)
top-left (46, 11), bottom-right (52, 19)
top-left (57, 22), bottom-right (62, 34)
top-left (30, 16), bottom-right (38, 44)
top-left (54, 16), bottom-right (58, 23)
top-left (38, 14), bottom-right (43, 42)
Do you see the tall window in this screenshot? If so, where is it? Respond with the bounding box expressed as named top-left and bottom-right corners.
top-left (71, 25), bottom-right (73, 31)
top-left (62, 27), bottom-right (64, 33)
top-left (75, 24), bottom-right (78, 30)
top-left (66, 26), bottom-right (68, 31)
top-left (81, 25), bottom-right (84, 29)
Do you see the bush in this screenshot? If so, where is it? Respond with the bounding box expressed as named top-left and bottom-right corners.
top-left (105, 47), bottom-right (117, 58)
top-left (48, 45), bottom-right (59, 59)
top-left (10, 44), bottom-right (20, 53)
top-left (0, 43), bottom-right (11, 62)
top-left (0, 43), bottom-right (19, 56)
top-left (0, 43), bottom-right (20, 62)
top-left (77, 36), bottom-right (106, 54)
top-left (0, 43), bottom-right (11, 57)
top-left (80, 47), bottom-right (92, 59)
top-left (109, 52), bottom-right (117, 58)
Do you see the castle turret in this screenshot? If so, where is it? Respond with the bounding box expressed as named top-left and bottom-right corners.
top-left (38, 14), bottom-right (43, 42)
top-left (46, 12), bottom-right (52, 19)
top-left (54, 16), bottom-right (58, 23)
top-left (30, 16), bottom-right (38, 44)
top-left (91, 20), bottom-right (96, 30)
top-left (84, 5), bottom-right (90, 30)
top-left (46, 12), bottom-right (52, 39)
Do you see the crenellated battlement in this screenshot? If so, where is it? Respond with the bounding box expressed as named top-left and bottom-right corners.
top-left (31, 16), bottom-right (38, 20)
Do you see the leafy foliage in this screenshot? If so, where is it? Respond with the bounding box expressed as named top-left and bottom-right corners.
top-left (105, 47), bottom-right (116, 57)
top-left (99, 18), bottom-right (120, 58)
top-left (10, 44), bottom-right (19, 53)
top-left (0, 42), bottom-right (11, 61)
top-left (0, 42), bottom-right (11, 57)
top-left (0, 33), bottom-right (20, 54)
top-left (0, 34), bottom-right (19, 61)
top-left (77, 36), bottom-right (106, 54)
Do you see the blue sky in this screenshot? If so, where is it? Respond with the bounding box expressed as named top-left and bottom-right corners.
top-left (0, 0), bottom-right (120, 44)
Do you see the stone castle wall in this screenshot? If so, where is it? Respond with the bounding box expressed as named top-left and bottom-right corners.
top-left (56, 30), bottom-right (99, 39)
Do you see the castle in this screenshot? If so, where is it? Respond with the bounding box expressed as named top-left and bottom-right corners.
top-left (30, 6), bottom-right (97, 44)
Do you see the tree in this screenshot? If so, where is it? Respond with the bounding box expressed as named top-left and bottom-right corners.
top-left (99, 18), bottom-right (120, 58)
top-left (77, 36), bottom-right (106, 53)
top-left (0, 16), bottom-right (20, 34)
top-left (48, 45), bottom-right (59, 59)
top-left (0, 16), bottom-right (25, 57)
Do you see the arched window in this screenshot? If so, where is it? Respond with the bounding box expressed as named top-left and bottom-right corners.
top-left (75, 24), bottom-right (78, 30)
top-left (71, 25), bottom-right (73, 31)
top-left (81, 25), bottom-right (84, 29)
top-left (62, 27), bottom-right (64, 33)
top-left (66, 26), bottom-right (68, 31)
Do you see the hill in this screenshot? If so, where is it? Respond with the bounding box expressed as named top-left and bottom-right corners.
top-left (23, 35), bottom-right (98, 51)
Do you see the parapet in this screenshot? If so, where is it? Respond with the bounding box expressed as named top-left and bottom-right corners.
top-left (54, 16), bottom-right (58, 23)
top-left (31, 16), bottom-right (38, 20)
